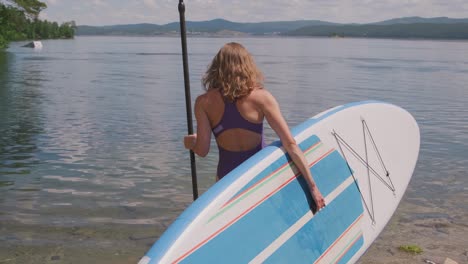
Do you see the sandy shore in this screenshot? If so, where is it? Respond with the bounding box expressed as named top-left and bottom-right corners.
top-left (359, 202), bottom-right (468, 264)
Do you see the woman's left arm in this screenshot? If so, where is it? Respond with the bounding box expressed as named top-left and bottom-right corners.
top-left (183, 95), bottom-right (212, 157)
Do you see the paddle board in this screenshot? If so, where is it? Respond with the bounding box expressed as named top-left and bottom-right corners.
top-left (139, 100), bottom-right (420, 264)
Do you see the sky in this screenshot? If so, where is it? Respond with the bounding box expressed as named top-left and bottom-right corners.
top-left (38, 0), bottom-right (468, 26)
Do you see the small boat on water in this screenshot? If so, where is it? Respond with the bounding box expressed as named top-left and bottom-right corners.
top-left (22, 41), bottom-right (43, 49)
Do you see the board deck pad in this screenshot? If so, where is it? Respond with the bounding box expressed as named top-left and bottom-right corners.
top-left (139, 101), bottom-right (420, 264)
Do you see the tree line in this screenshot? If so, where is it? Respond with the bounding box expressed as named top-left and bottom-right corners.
top-left (1, 0), bottom-right (75, 49)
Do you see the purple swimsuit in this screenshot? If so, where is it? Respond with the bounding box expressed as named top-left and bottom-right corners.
top-left (212, 100), bottom-right (265, 179)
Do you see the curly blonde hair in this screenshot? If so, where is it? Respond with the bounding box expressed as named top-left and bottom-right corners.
top-left (202, 42), bottom-right (263, 102)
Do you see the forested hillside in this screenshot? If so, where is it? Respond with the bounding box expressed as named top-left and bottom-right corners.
top-left (0, 0), bottom-right (75, 49)
top-left (286, 23), bottom-right (468, 39)
top-left (75, 17), bottom-right (468, 40)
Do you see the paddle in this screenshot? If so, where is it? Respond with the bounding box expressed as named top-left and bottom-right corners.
top-left (178, 0), bottom-right (199, 200)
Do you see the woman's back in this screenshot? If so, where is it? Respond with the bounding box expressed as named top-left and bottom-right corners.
top-left (198, 89), bottom-right (266, 178)
top-left (203, 89), bottom-right (264, 152)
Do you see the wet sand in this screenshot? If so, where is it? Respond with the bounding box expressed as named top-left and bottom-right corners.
top-left (359, 201), bottom-right (468, 264)
top-left (0, 222), bottom-right (154, 264)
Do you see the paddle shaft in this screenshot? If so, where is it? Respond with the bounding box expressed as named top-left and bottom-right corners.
top-left (178, 0), bottom-right (199, 200)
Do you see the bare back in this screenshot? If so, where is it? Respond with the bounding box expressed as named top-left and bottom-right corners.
top-left (203, 89), bottom-right (264, 152)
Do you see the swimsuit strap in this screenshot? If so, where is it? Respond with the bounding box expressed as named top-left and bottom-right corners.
top-left (212, 100), bottom-right (263, 137)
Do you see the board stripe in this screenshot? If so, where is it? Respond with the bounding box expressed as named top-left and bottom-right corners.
top-left (207, 147), bottom-right (332, 224)
top-left (222, 141), bottom-right (324, 208)
top-left (331, 231), bottom-right (363, 264)
top-left (314, 214), bottom-right (363, 264)
top-left (248, 175), bottom-right (356, 264)
top-left (261, 179), bottom-right (364, 264)
top-left (228, 135), bottom-right (322, 201)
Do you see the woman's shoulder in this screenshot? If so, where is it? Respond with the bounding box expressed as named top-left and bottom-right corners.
top-left (249, 87), bottom-right (275, 104)
top-left (196, 89), bottom-right (220, 106)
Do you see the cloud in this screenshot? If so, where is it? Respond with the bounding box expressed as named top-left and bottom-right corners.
top-left (91, 0), bottom-right (106, 6)
top-left (143, 0), bottom-right (157, 10)
top-left (37, 0), bottom-right (468, 26)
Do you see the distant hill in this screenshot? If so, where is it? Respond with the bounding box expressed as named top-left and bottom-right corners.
top-left (75, 17), bottom-right (468, 39)
top-left (372, 16), bottom-right (468, 25)
top-left (287, 23), bottom-right (468, 39)
top-left (75, 18), bottom-right (338, 36)
top-left (76, 23), bottom-right (165, 36)
top-left (183, 19), bottom-right (338, 34)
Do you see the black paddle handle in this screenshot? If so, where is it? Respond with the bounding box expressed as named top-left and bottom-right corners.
top-left (178, 0), bottom-right (199, 200)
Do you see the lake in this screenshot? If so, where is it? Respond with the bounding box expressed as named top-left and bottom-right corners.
top-left (0, 36), bottom-right (467, 263)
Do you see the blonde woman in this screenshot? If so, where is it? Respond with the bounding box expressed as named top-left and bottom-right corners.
top-left (184, 42), bottom-right (325, 209)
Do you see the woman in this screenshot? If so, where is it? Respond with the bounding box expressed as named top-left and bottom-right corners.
top-left (184, 42), bottom-right (325, 210)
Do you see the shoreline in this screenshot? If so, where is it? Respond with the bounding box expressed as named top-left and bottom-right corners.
top-left (70, 34), bottom-right (468, 44)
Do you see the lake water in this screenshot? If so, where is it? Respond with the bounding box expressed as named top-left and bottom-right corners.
top-left (1, 36), bottom-right (467, 263)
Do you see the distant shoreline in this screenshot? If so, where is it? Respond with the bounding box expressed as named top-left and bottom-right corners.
top-left (70, 34), bottom-right (468, 43)
top-left (75, 17), bottom-right (468, 40)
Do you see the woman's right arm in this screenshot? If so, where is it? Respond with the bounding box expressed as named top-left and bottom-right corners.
top-left (258, 90), bottom-right (326, 210)
top-left (183, 95), bottom-right (212, 157)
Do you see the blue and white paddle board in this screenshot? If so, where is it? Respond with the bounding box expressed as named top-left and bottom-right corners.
top-left (139, 101), bottom-right (420, 264)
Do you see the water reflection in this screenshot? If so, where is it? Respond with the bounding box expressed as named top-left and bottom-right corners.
top-left (0, 52), bottom-right (43, 182)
